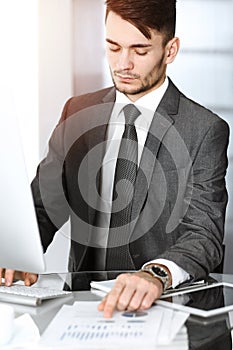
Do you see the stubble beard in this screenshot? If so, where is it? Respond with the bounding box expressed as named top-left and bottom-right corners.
top-left (111, 54), bottom-right (166, 97)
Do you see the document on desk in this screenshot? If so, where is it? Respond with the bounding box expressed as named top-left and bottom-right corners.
top-left (40, 301), bottom-right (189, 348)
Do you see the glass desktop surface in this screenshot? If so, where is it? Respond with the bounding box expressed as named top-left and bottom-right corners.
top-left (26, 272), bottom-right (233, 349)
top-left (61, 270), bottom-right (125, 291)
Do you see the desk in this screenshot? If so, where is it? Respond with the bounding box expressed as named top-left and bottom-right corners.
top-left (7, 273), bottom-right (233, 349)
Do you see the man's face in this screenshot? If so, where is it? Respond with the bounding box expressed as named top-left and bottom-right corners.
top-left (105, 11), bottom-right (168, 101)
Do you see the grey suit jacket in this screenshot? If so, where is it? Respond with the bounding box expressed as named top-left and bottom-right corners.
top-left (31, 78), bottom-right (229, 280)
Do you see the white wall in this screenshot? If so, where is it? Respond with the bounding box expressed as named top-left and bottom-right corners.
top-left (39, 0), bottom-right (73, 159)
top-left (39, 0), bottom-right (73, 272)
top-left (0, 0), bottom-right (73, 273)
top-left (73, 0), bottom-right (106, 95)
top-left (0, 0), bottom-right (39, 180)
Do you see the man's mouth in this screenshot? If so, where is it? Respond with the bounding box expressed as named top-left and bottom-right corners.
top-left (114, 72), bottom-right (139, 81)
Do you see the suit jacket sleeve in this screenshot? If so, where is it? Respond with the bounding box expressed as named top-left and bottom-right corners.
top-left (31, 98), bottom-right (73, 252)
top-left (157, 118), bottom-right (229, 279)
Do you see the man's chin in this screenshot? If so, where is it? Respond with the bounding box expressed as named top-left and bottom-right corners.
top-left (114, 83), bottom-right (141, 96)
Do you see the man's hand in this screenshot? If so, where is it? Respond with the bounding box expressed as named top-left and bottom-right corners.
top-left (98, 270), bottom-right (164, 318)
top-left (0, 268), bottom-right (38, 286)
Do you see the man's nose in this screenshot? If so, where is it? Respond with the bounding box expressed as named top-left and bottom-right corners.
top-left (116, 50), bottom-right (134, 71)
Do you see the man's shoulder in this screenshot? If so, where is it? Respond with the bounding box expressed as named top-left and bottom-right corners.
top-left (64, 86), bottom-right (116, 118)
top-left (180, 93), bottom-right (228, 128)
top-left (167, 79), bottom-right (217, 119)
top-left (160, 80), bottom-right (225, 134)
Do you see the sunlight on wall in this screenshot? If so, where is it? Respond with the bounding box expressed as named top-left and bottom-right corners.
top-left (0, 0), bottom-right (39, 181)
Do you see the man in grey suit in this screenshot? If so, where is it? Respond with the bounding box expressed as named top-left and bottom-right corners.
top-left (1, 0), bottom-right (229, 318)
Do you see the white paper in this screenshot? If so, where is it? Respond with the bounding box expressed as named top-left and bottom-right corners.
top-left (90, 279), bottom-right (115, 294)
top-left (2, 313), bottom-right (40, 349)
top-left (40, 301), bottom-right (163, 348)
top-left (157, 308), bottom-right (189, 345)
top-left (40, 301), bottom-right (189, 348)
top-left (159, 326), bottom-right (189, 350)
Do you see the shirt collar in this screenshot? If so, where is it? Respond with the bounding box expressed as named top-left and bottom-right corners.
top-left (111, 77), bottom-right (169, 127)
top-left (114, 76), bottom-right (168, 114)
top-left (111, 77), bottom-right (168, 129)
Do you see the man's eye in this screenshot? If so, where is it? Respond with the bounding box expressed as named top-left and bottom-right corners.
top-left (135, 51), bottom-right (148, 56)
top-left (109, 46), bottom-right (120, 52)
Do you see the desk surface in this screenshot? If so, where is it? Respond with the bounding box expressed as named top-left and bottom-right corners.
top-left (6, 272), bottom-right (233, 349)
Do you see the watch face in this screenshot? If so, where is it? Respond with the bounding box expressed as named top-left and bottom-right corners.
top-left (152, 266), bottom-right (167, 277)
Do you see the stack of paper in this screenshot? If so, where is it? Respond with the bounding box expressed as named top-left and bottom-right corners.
top-left (40, 301), bottom-right (189, 348)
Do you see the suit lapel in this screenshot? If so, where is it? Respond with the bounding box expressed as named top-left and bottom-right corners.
top-left (131, 79), bottom-right (180, 227)
top-left (87, 88), bottom-right (116, 226)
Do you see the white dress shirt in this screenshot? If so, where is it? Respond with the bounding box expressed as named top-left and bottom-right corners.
top-left (96, 77), bottom-right (189, 287)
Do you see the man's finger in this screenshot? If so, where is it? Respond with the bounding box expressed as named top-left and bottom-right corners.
top-left (122, 286), bottom-right (146, 311)
top-left (115, 274), bottom-right (156, 312)
top-left (102, 293), bottom-right (120, 318)
top-left (102, 279), bottom-right (126, 318)
top-left (4, 269), bottom-right (15, 286)
top-left (0, 268), bottom-right (5, 285)
top-left (24, 273), bottom-right (38, 286)
top-left (98, 294), bottom-right (108, 311)
top-left (98, 272), bottom-right (164, 318)
top-left (138, 290), bottom-right (158, 310)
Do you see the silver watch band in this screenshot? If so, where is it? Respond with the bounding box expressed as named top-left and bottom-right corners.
top-left (141, 265), bottom-right (170, 290)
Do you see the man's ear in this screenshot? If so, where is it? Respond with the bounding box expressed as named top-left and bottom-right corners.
top-left (165, 37), bottom-right (180, 64)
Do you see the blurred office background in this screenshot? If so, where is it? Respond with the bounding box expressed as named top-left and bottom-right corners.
top-left (1, 0), bottom-right (232, 272)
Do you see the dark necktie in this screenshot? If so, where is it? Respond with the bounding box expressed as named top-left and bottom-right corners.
top-left (106, 104), bottom-right (140, 269)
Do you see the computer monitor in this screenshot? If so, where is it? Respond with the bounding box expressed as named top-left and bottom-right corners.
top-left (0, 87), bottom-right (45, 273)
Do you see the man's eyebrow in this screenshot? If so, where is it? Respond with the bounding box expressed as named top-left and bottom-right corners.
top-left (106, 38), bottom-right (152, 48)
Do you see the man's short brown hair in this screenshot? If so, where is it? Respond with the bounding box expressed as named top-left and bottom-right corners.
top-left (105, 0), bottom-right (176, 46)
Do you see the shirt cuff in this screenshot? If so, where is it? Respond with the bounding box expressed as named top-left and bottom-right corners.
top-left (141, 258), bottom-right (190, 288)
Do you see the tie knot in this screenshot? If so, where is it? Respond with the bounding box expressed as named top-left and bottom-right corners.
top-left (123, 104), bottom-right (140, 125)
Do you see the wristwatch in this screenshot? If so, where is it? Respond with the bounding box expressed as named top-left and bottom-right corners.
top-left (141, 265), bottom-right (170, 291)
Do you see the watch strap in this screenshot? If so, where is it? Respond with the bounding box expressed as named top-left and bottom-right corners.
top-left (141, 264), bottom-right (170, 290)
